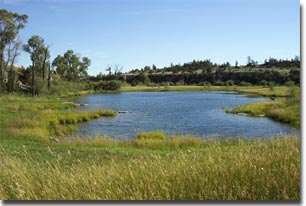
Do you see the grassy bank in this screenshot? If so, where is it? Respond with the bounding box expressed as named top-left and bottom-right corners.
top-left (0, 95), bottom-right (116, 140)
top-left (228, 99), bottom-right (300, 128)
top-left (225, 85), bottom-right (300, 128)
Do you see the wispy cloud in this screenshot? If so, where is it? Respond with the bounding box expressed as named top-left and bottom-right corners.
top-left (120, 9), bottom-right (187, 16)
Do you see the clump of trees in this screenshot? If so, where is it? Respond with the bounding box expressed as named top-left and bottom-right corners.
top-left (0, 9), bottom-right (28, 93)
top-left (0, 9), bottom-right (91, 96)
top-left (23, 35), bottom-right (50, 96)
top-left (52, 50), bottom-right (90, 81)
top-left (93, 80), bottom-right (121, 91)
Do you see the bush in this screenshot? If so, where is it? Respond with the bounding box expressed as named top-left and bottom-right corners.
top-left (238, 81), bottom-right (252, 86)
top-left (94, 80), bottom-right (121, 91)
top-left (259, 80), bottom-right (268, 86)
top-left (51, 78), bottom-right (88, 95)
top-left (136, 131), bottom-right (166, 141)
top-left (176, 80), bottom-right (185, 86)
top-left (214, 80), bottom-right (225, 86)
top-left (35, 78), bottom-right (49, 95)
top-left (226, 80), bottom-right (235, 86)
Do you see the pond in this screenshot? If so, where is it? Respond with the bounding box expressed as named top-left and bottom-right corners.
top-left (73, 91), bottom-right (299, 139)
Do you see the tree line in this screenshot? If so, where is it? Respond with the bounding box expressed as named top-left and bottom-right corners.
top-left (96, 58), bottom-right (300, 87)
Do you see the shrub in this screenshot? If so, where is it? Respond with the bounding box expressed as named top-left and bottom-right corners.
top-left (259, 80), bottom-right (268, 86)
top-left (214, 80), bottom-right (225, 86)
top-left (238, 81), bottom-right (252, 86)
top-left (176, 80), bottom-right (185, 86)
top-left (94, 80), bottom-right (121, 91)
top-left (226, 80), bottom-right (235, 86)
top-left (136, 131), bottom-right (166, 141)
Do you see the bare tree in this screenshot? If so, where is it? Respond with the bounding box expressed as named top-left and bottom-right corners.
top-left (113, 64), bottom-right (123, 76)
top-left (106, 67), bottom-right (112, 75)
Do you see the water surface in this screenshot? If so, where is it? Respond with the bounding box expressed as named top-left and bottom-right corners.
top-left (73, 92), bottom-right (299, 139)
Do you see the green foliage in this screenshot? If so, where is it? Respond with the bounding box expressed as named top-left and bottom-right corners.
top-left (49, 77), bottom-right (88, 95)
top-left (226, 80), bottom-right (235, 86)
top-left (0, 9), bottom-right (28, 93)
top-left (136, 131), bottom-right (166, 141)
top-left (52, 50), bottom-right (90, 81)
top-left (35, 77), bottom-right (49, 95)
top-left (94, 80), bottom-right (121, 91)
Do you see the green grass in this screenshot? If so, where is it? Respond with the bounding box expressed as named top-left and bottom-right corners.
top-left (230, 98), bottom-right (300, 128)
top-left (0, 95), bottom-right (116, 140)
top-left (136, 131), bottom-right (166, 141)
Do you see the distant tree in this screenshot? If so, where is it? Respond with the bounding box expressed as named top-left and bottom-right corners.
top-left (246, 56), bottom-right (256, 68)
top-left (143, 65), bottom-right (151, 72)
top-left (113, 64), bottom-right (122, 76)
top-left (235, 60), bottom-right (238, 68)
top-left (152, 64), bottom-right (157, 70)
top-left (247, 56), bottom-right (252, 66)
top-left (106, 67), bottom-right (112, 75)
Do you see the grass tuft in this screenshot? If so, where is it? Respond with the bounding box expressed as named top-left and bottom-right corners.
top-left (136, 131), bottom-right (166, 141)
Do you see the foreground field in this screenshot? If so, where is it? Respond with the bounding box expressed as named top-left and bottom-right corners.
top-left (0, 86), bottom-right (301, 200)
top-left (0, 136), bottom-right (300, 200)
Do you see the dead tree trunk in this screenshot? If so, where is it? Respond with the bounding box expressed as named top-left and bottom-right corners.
top-left (32, 62), bottom-right (35, 97)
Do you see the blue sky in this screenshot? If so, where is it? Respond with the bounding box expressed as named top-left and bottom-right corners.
top-left (0, 0), bottom-right (300, 75)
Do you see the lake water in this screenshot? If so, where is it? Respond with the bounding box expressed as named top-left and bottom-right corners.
top-left (73, 92), bottom-right (299, 139)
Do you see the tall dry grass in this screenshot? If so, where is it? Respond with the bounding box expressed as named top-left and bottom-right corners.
top-left (0, 137), bottom-right (300, 200)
